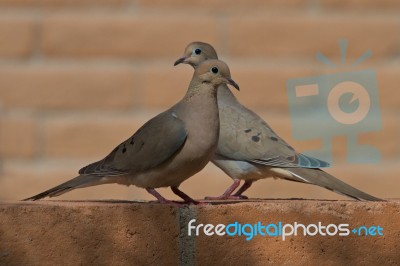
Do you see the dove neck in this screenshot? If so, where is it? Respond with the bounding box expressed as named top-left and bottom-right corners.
top-left (184, 78), bottom-right (218, 101)
top-left (217, 83), bottom-right (239, 104)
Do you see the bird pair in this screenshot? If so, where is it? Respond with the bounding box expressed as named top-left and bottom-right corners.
top-left (24, 42), bottom-right (382, 204)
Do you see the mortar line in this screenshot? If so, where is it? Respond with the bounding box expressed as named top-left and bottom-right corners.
top-left (177, 206), bottom-right (196, 266)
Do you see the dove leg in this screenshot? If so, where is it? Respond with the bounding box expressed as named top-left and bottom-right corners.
top-left (146, 188), bottom-right (177, 204)
top-left (204, 179), bottom-right (242, 200)
top-left (170, 186), bottom-right (200, 205)
top-left (232, 180), bottom-right (252, 199)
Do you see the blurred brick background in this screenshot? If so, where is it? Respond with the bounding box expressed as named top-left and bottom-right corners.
top-left (0, 0), bottom-right (399, 201)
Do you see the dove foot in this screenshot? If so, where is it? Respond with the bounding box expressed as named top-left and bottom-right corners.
top-left (171, 186), bottom-right (204, 205)
top-left (232, 180), bottom-right (253, 198)
top-left (205, 180), bottom-right (252, 200)
top-left (146, 188), bottom-right (181, 205)
top-left (204, 179), bottom-right (242, 200)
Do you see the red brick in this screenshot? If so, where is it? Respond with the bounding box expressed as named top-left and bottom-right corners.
top-left (321, 0), bottom-right (400, 10)
top-left (224, 64), bottom-right (400, 111)
top-left (324, 163), bottom-right (398, 199)
top-left (141, 64), bottom-right (193, 109)
top-left (0, 17), bottom-right (35, 58)
top-left (358, 110), bottom-right (400, 159)
top-left (0, 161), bottom-right (146, 201)
top-left (0, 116), bottom-right (36, 158)
top-left (1, 201), bottom-right (400, 265)
top-left (43, 113), bottom-right (156, 158)
top-left (136, 0), bottom-right (308, 10)
top-left (195, 200), bottom-right (399, 265)
top-left (0, 0), bottom-right (124, 7)
top-left (229, 63), bottom-right (317, 110)
top-left (0, 66), bottom-right (137, 110)
top-left (377, 66), bottom-right (400, 108)
top-left (41, 14), bottom-right (219, 59)
top-left (227, 16), bottom-right (400, 61)
top-left (0, 201), bottom-right (178, 266)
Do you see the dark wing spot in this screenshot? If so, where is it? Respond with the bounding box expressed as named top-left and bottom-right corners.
top-left (251, 135), bottom-right (260, 142)
top-left (244, 129), bottom-right (252, 133)
top-left (137, 141), bottom-right (145, 151)
top-left (122, 147), bottom-right (127, 153)
top-left (270, 136), bottom-right (278, 141)
top-left (130, 138), bottom-right (135, 145)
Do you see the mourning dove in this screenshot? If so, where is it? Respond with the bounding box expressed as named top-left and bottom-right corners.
top-left (175, 42), bottom-right (382, 201)
top-left (24, 59), bottom-right (240, 204)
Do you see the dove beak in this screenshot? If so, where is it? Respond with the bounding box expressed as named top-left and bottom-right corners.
top-left (174, 56), bottom-right (188, 66)
top-left (225, 77), bottom-right (240, 91)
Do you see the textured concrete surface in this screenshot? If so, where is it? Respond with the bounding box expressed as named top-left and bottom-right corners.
top-left (0, 201), bottom-right (178, 266)
top-left (1, 200), bottom-right (399, 266)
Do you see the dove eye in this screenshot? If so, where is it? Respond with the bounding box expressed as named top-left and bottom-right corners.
top-left (211, 67), bottom-right (219, 74)
top-left (194, 48), bottom-right (202, 55)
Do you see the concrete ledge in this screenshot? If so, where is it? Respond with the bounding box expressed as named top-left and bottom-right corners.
top-left (1, 200), bottom-right (399, 265)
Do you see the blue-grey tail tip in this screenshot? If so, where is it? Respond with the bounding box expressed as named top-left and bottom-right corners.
top-left (298, 153), bottom-right (330, 168)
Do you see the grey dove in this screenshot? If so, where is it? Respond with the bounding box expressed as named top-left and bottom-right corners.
top-left (174, 42), bottom-right (381, 201)
top-left (24, 59), bottom-right (240, 204)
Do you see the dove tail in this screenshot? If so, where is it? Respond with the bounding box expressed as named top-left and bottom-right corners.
top-left (286, 168), bottom-right (383, 201)
top-left (22, 175), bottom-right (103, 201)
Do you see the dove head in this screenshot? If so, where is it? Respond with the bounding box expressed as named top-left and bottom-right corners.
top-left (174, 42), bottom-right (218, 67)
top-left (194, 59), bottom-right (239, 91)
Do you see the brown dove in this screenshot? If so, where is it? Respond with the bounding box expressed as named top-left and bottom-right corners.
top-left (24, 59), bottom-right (239, 204)
top-left (174, 42), bottom-right (382, 201)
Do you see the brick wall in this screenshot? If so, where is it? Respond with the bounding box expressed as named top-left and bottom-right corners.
top-left (0, 1), bottom-right (399, 201)
top-left (1, 200), bottom-right (400, 265)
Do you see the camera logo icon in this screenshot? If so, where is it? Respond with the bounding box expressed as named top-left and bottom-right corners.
top-left (286, 40), bottom-right (382, 165)
top-left (328, 81), bottom-right (371, 125)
